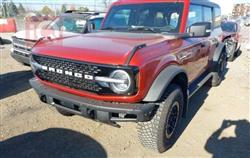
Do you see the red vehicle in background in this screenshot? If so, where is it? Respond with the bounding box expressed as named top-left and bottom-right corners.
top-left (221, 21), bottom-right (241, 61)
top-left (30, 0), bottom-right (227, 153)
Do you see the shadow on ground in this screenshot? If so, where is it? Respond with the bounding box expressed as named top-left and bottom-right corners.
top-left (172, 68), bottom-right (229, 149)
top-left (0, 70), bottom-right (33, 99)
top-left (229, 49), bottom-right (242, 62)
top-left (169, 67), bottom-right (250, 158)
top-left (205, 119), bottom-right (250, 158)
top-left (180, 68), bottom-right (228, 126)
top-left (175, 85), bottom-right (211, 142)
top-left (0, 128), bottom-right (107, 158)
top-left (0, 38), bottom-right (12, 45)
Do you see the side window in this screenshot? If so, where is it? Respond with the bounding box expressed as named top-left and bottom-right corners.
top-left (204, 7), bottom-right (212, 23)
top-left (89, 18), bottom-right (103, 31)
top-left (187, 5), bottom-right (203, 27)
top-left (214, 7), bottom-right (221, 28)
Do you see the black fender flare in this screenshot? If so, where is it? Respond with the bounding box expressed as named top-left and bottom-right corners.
top-left (212, 42), bottom-right (225, 63)
top-left (211, 42), bottom-right (226, 71)
top-left (143, 65), bottom-right (187, 102)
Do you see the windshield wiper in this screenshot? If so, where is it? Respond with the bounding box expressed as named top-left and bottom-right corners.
top-left (128, 25), bottom-right (158, 33)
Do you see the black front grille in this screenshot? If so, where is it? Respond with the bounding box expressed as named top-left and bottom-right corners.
top-left (32, 55), bottom-right (116, 94)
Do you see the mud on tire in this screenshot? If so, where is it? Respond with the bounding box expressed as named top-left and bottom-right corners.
top-left (137, 84), bottom-right (184, 153)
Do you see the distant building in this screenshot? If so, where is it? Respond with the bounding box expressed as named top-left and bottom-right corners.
top-left (232, 3), bottom-right (250, 17)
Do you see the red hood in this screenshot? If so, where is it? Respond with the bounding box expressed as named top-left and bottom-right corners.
top-left (32, 32), bottom-right (168, 65)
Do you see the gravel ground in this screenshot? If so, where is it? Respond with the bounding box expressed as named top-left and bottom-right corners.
top-left (0, 27), bottom-right (249, 158)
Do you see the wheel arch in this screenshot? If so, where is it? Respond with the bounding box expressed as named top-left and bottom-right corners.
top-left (212, 42), bottom-right (226, 64)
top-left (143, 65), bottom-right (189, 117)
top-left (222, 35), bottom-right (232, 42)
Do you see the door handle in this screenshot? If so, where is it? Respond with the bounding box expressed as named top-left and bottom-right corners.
top-left (179, 53), bottom-right (192, 61)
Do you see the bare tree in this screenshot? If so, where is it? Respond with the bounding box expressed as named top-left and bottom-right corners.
top-left (103, 0), bottom-right (112, 8)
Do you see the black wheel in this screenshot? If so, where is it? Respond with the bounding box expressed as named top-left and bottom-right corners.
top-left (137, 84), bottom-right (184, 153)
top-left (56, 107), bottom-right (74, 116)
top-left (225, 38), bottom-right (236, 62)
top-left (211, 50), bottom-right (227, 87)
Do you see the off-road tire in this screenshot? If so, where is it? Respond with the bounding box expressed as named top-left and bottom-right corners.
top-left (137, 84), bottom-right (184, 153)
top-left (211, 50), bottom-right (227, 87)
top-left (56, 107), bottom-right (74, 116)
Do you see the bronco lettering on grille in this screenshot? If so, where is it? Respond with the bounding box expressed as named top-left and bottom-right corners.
top-left (40, 65), bottom-right (93, 80)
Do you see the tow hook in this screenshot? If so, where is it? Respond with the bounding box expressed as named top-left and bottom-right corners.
top-left (40, 95), bottom-right (47, 103)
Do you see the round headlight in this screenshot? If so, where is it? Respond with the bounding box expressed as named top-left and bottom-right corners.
top-left (110, 70), bottom-right (131, 94)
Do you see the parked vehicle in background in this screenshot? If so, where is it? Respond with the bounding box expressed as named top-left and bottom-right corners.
top-left (11, 11), bottom-right (105, 65)
top-left (244, 16), bottom-right (250, 26)
top-left (30, 0), bottom-right (226, 153)
top-left (221, 21), bottom-right (241, 61)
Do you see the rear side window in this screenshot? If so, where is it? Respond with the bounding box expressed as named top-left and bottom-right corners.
top-left (214, 7), bottom-right (221, 28)
top-left (187, 5), bottom-right (203, 27)
top-left (204, 7), bottom-right (212, 23)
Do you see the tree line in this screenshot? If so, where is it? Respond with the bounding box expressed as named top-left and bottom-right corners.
top-left (1, 3), bottom-right (90, 18)
top-left (1, 2), bottom-right (25, 17)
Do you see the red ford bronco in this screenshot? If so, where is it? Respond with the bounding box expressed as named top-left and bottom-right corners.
top-left (30, 0), bottom-right (227, 153)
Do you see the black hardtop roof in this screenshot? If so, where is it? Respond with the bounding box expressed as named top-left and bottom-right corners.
top-left (190, 0), bottom-right (220, 8)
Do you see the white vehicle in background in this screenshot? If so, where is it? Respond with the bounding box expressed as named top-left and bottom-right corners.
top-left (11, 11), bottom-right (105, 65)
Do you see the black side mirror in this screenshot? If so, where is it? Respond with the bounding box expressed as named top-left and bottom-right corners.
top-left (221, 22), bottom-right (238, 33)
top-left (187, 22), bottom-right (212, 38)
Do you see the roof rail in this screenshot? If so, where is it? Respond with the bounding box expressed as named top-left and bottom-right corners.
top-left (64, 10), bottom-right (106, 15)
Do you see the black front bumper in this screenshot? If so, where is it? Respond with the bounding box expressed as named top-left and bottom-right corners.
top-left (10, 48), bottom-right (30, 65)
top-left (30, 78), bottom-right (156, 123)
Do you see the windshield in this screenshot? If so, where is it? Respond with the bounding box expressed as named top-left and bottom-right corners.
top-left (102, 3), bottom-right (183, 33)
top-left (221, 22), bottom-right (237, 32)
top-left (47, 15), bottom-right (88, 33)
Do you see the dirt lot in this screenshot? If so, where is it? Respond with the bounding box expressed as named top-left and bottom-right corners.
top-left (0, 27), bottom-right (249, 158)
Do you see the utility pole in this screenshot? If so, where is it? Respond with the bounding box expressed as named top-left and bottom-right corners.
top-left (94, 0), bottom-right (96, 11)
